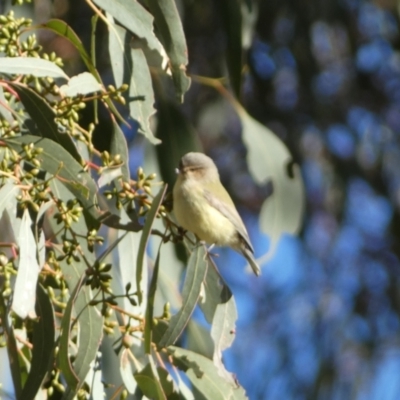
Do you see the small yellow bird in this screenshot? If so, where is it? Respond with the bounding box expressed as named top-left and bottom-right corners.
top-left (173, 152), bottom-right (261, 276)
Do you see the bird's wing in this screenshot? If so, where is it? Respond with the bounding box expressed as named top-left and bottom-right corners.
top-left (203, 188), bottom-right (254, 253)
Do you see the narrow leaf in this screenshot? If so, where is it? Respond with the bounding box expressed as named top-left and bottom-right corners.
top-left (39, 20), bottom-right (95, 76)
top-left (8, 83), bottom-right (82, 162)
top-left (108, 22), bottom-right (159, 144)
top-left (136, 185), bottom-right (167, 304)
top-left (20, 284), bottom-right (55, 400)
top-left (158, 246), bottom-right (209, 348)
top-left (0, 57), bottom-right (68, 79)
top-left (57, 276), bottom-right (85, 391)
top-left (146, 0), bottom-right (191, 101)
top-left (12, 209), bottom-right (41, 319)
top-left (144, 243), bottom-right (162, 353)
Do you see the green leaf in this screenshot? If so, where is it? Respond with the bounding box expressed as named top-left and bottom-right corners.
top-left (59, 72), bottom-right (103, 96)
top-left (136, 185), bottom-right (168, 304)
top-left (67, 291), bottom-right (103, 400)
top-left (158, 246), bottom-right (209, 348)
top-left (239, 110), bottom-right (305, 255)
top-left (220, 0), bottom-right (243, 98)
top-left (94, 0), bottom-right (164, 54)
top-left (12, 209), bottom-right (41, 319)
top-left (57, 275), bottom-right (85, 392)
top-left (39, 20), bottom-right (95, 76)
top-left (20, 284), bottom-right (55, 400)
top-left (0, 57), bottom-right (68, 79)
top-left (146, 0), bottom-right (191, 101)
top-left (108, 22), bottom-right (159, 144)
top-left (144, 243), bottom-right (162, 353)
top-left (134, 362), bottom-right (167, 400)
top-left (8, 83), bottom-right (82, 162)
top-left (110, 120), bottom-right (130, 181)
top-left (169, 347), bottom-right (248, 400)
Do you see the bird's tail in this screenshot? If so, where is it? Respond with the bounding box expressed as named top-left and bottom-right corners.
top-left (242, 247), bottom-right (261, 276)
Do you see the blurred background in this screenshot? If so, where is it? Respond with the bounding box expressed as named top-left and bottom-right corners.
top-left (8, 0), bottom-right (400, 398)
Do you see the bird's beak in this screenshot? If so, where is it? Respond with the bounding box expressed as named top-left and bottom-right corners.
top-left (175, 168), bottom-right (180, 175)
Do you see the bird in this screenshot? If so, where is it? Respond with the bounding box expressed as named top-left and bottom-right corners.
top-left (173, 152), bottom-right (261, 276)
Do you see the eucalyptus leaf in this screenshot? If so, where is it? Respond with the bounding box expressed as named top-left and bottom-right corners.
top-left (158, 246), bottom-right (208, 348)
top-left (136, 185), bottom-right (167, 304)
top-left (57, 276), bottom-right (85, 392)
top-left (94, 0), bottom-right (164, 55)
top-left (146, 0), bottom-right (191, 101)
top-left (59, 72), bottom-right (103, 97)
top-left (20, 285), bottom-right (55, 400)
top-left (12, 209), bottom-right (41, 319)
top-left (134, 362), bottom-right (166, 400)
top-left (145, 243), bottom-right (162, 353)
top-left (0, 57), bottom-right (68, 79)
top-left (110, 120), bottom-right (130, 181)
top-left (169, 347), bottom-right (248, 400)
top-left (108, 22), bottom-right (159, 144)
top-left (239, 110), bottom-right (305, 256)
top-left (39, 19), bottom-right (126, 124)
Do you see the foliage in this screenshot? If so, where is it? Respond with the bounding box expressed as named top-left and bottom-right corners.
top-left (0, 1), bottom-right (303, 399)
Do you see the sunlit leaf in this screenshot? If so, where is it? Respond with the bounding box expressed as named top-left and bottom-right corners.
top-left (158, 246), bottom-right (209, 348)
top-left (119, 348), bottom-right (138, 393)
top-left (20, 285), bottom-right (55, 400)
top-left (8, 83), bottom-right (82, 162)
top-left (59, 72), bottom-right (103, 96)
top-left (12, 209), bottom-right (41, 319)
top-left (94, 0), bottom-right (164, 54)
top-left (97, 167), bottom-right (123, 189)
top-left (0, 57), bottom-right (68, 79)
top-left (169, 347), bottom-right (248, 400)
top-left (136, 185), bottom-right (167, 304)
top-left (239, 110), bottom-right (305, 256)
top-left (108, 21), bottom-right (159, 144)
top-left (146, 0), bottom-right (191, 101)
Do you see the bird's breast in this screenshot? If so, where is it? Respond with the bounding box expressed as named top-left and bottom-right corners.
top-left (173, 179), bottom-right (237, 246)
